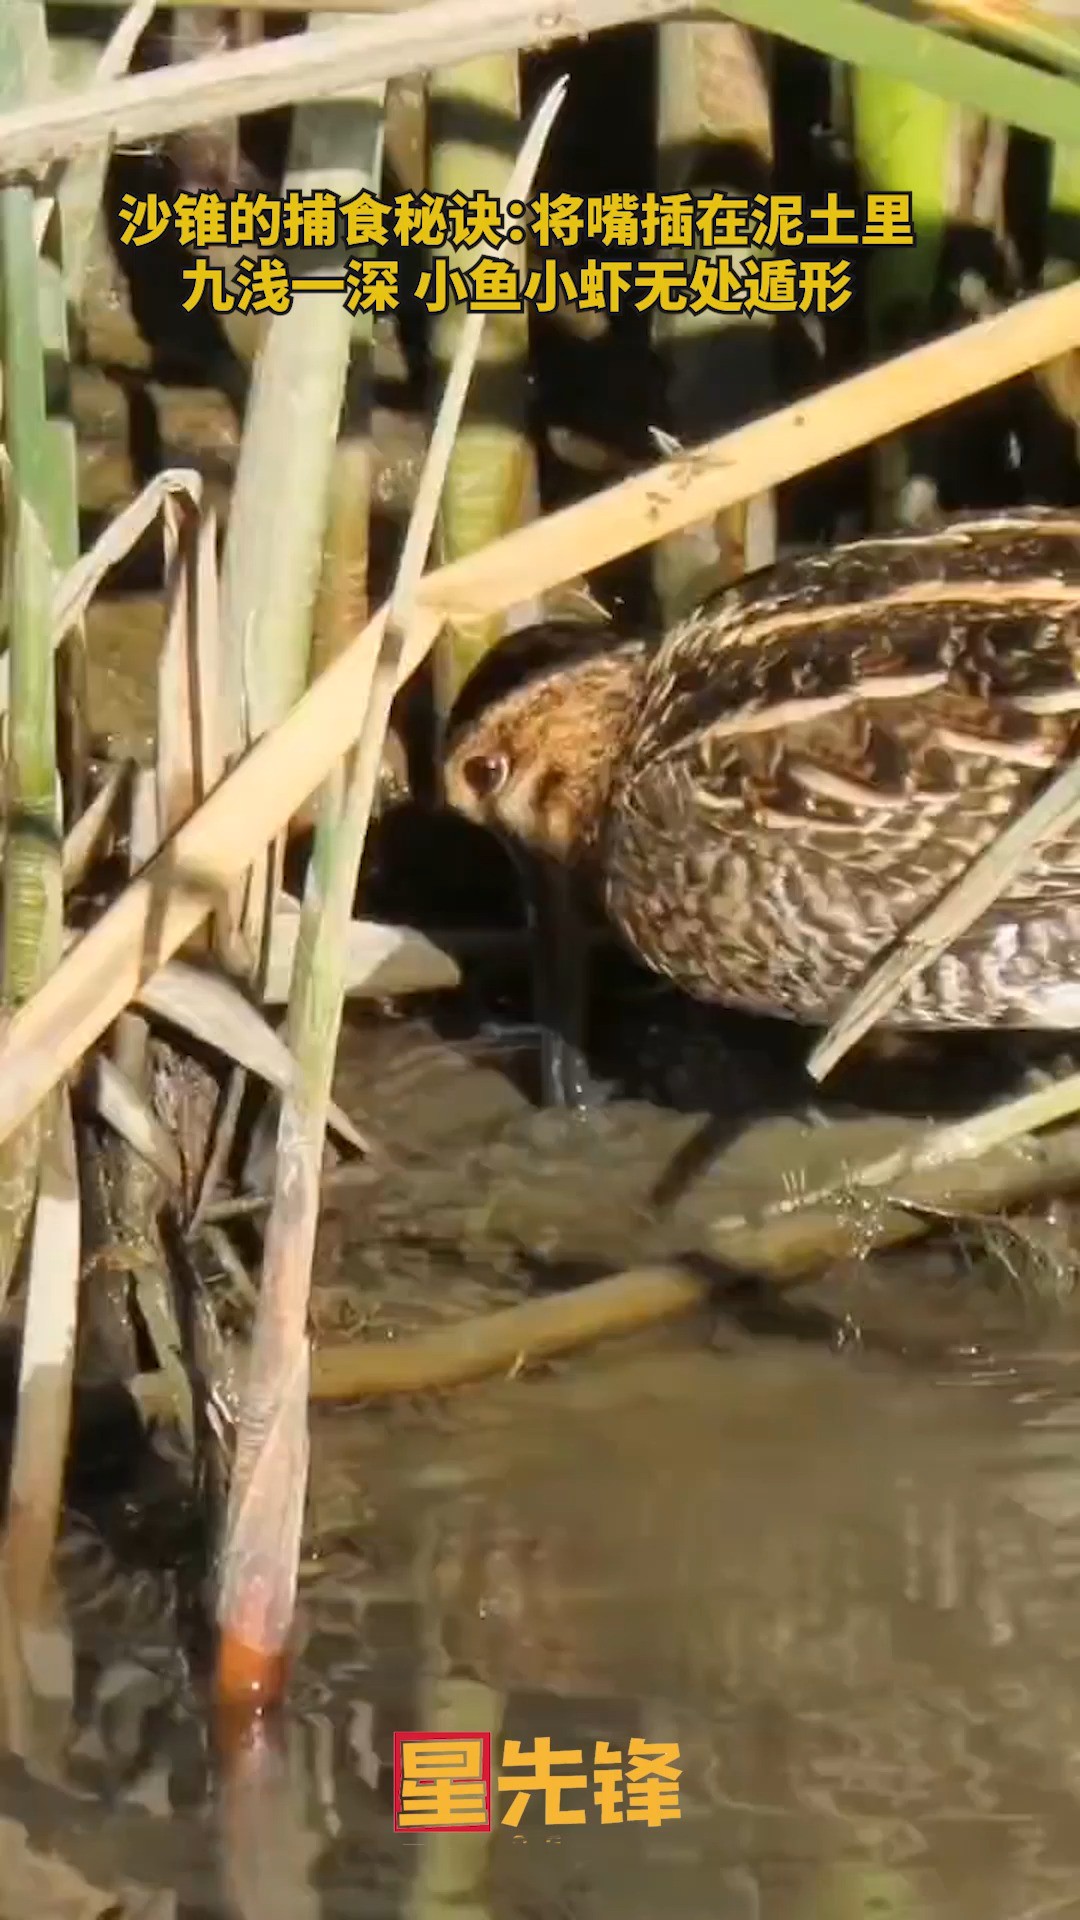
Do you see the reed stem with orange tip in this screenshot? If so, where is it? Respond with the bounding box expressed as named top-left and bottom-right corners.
top-left (214, 76), bottom-right (569, 1718)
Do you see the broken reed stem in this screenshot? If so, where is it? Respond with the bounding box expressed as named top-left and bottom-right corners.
top-left (307, 1094), bottom-right (1080, 1402)
top-left (6, 0), bottom-right (1080, 174)
top-left (5, 275), bottom-right (1080, 1151)
top-left (214, 75), bottom-right (570, 1712)
top-left (809, 750), bottom-right (1080, 1081)
top-left (2, 1093), bottom-right (80, 1627)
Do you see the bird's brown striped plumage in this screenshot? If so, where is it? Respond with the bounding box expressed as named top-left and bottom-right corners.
top-left (444, 509), bottom-right (1080, 1032)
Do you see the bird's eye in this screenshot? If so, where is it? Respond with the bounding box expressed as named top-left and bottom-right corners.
top-left (462, 751), bottom-right (510, 800)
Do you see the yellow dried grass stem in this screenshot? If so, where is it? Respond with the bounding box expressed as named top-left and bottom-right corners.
top-left (308, 1093), bottom-right (1080, 1401)
top-left (0, 0), bottom-right (677, 174)
top-left (8, 0), bottom-right (1080, 177)
top-left (3, 275), bottom-right (1080, 1150)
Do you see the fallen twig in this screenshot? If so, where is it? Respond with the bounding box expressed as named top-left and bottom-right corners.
top-left (309, 1094), bottom-right (1080, 1401)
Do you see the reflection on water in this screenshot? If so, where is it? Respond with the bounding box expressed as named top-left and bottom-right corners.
top-left (12, 1333), bottom-right (1080, 1919)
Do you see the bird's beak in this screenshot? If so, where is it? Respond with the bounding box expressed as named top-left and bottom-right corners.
top-left (509, 846), bottom-right (593, 1109)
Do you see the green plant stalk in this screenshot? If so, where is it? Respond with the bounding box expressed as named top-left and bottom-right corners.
top-left (218, 35), bottom-right (385, 982)
top-left (310, 75), bottom-right (424, 684)
top-left (219, 52), bottom-right (386, 759)
top-left (1047, 137), bottom-right (1080, 289)
top-left (850, 69), bottom-right (956, 526)
top-left (211, 39), bottom-right (385, 1701)
top-left (654, 19), bottom-right (776, 620)
top-left (428, 53), bottom-right (536, 720)
top-left (9, 6), bottom-right (79, 573)
top-left (46, 33), bottom-right (101, 826)
top-left (1020, 137), bottom-right (1080, 457)
top-left (721, 0), bottom-right (1080, 149)
top-left (309, 421), bottom-right (375, 679)
top-left (0, 2), bottom-right (66, 1310)
top-left (215, 81), bottom-right (566, 1707)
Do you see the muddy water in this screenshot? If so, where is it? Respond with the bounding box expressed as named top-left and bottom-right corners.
top-left (20, 1316), bottom-right (1080, 1920)
top-left (39, 552), bottom-right (1080, 1920)
top-left (18, 1007), bottom-right (1080, 1920)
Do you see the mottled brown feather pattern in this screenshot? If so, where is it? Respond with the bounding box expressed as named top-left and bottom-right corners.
top-left (446, 509), bottom-right (1080, 1032)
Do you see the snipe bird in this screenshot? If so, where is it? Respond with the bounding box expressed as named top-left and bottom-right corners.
top-left (444, 510), bottom-right (1080, 1103)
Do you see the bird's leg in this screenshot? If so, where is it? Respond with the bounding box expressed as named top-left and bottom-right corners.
top-left (514, 849), bottom-right (596, 1110)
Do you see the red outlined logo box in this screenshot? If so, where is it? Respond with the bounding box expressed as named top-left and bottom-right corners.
top-left (393, 1731), bottom-right (492, 1833)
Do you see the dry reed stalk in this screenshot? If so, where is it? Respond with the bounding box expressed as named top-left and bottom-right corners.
top-left (15, 455), bottom-right (383, 1170)
top-left (46, 0), bottom-right (1080, 40)
top-left (158, 490), bottom-right (216, 839)
top-left (131, 963), bottom-right (368, 1149)
top-left (309, 434), bottom-right (376, 682)
top-left (51, 468), bottom-right (207, 649)
top-left (218, 66), bottom-right (386, 764)
top-left (0, 1094), bottom-right (79, 1632)
top-left (6, 0), bottom-right (1080, 175)
top-left (307, 1095), bottom-right (1080, 1401)
top-left (52, 0), bottom-right (470, 8)
top-left (404, 1661), bottom-right (503, 1920)
top-left (203, 32), bottom-right (387, 1233)
top-left (84, 1051), bottom-right (184, 1186)
top-left (260, 902), bottom-right (461, 1000)
top-left (108, 772), bottom-right (194, 1441)
top-left (214, 72), bottom-right (570, 1714)
top-left (2, 276), bottom-right (1080, 1149)
top-left (35, 0), bottom-right (157, 294)
top-left (809, 750), bottom-right (1080, 1080)
top-left (653, 20), bottom-right (776, 618)
top-left (60, 758), bottom-right (130, 890)
top-left (428, 52), bottom-right (538, 715)
top-left (0, 0), bottom-right (674, 173)
top-left (218, 47), bottom-right (386, 978)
